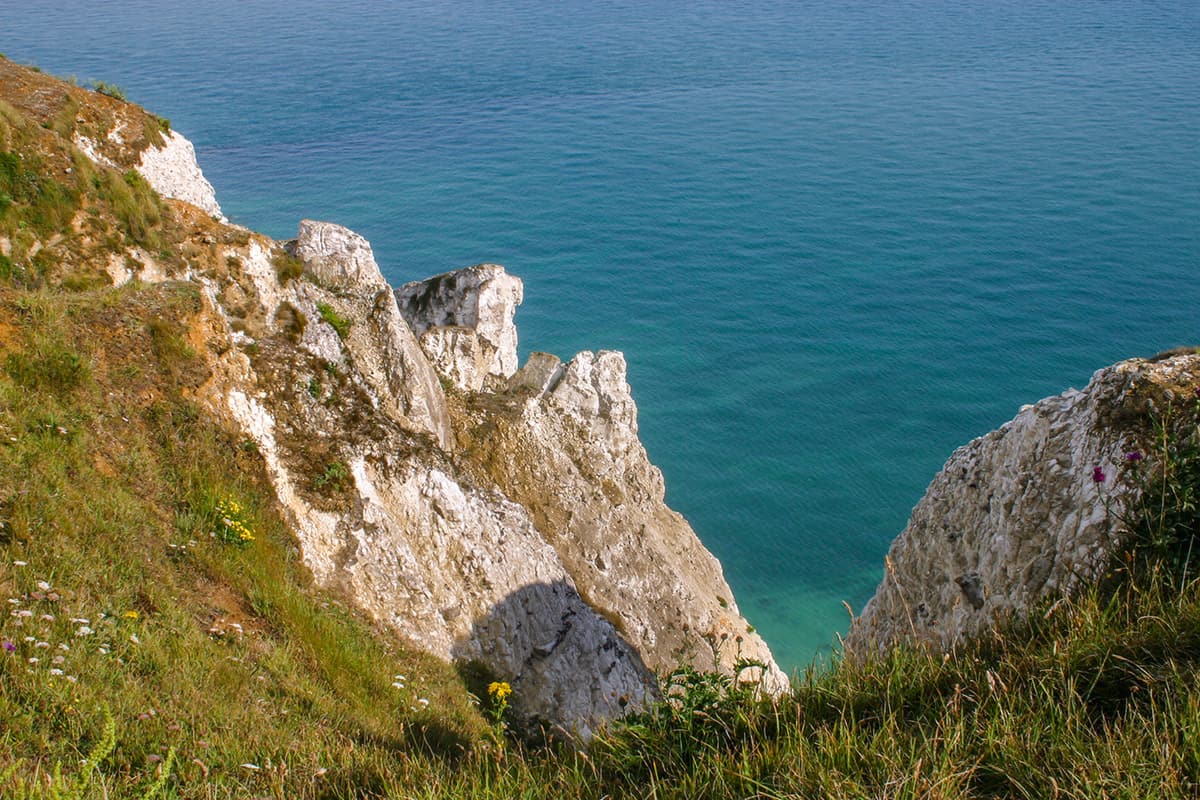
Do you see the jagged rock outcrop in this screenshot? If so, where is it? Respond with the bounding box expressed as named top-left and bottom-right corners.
top-left (397, 264), bottom-right (524, 391)
top-left (848, 353), bottom-right (1200, 654)
top-left (453, 349), bottom-right (790, 693)
top-left (79, 106), bottom-right (783, 729)
top-left (135, 129), bottom-right (223, 219)
top-left (288, 220), bottom-right (453, 447)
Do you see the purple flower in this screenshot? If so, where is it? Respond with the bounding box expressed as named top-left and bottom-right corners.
top-left (2, 641), bottom-right (14, 653)
top-left (1124, 451), bottom-right (1144, 462)
top-left (1092, 466), bottom-right (1107, 483)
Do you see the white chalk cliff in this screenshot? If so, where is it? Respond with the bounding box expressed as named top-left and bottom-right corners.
top-left (79, 123), bottom-right (785, 734)
top-left (848, 353), bottom-right (1200, 653)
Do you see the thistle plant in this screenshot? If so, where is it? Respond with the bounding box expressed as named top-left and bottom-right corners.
top-left (1118, 391), bottom-right (1200, 581)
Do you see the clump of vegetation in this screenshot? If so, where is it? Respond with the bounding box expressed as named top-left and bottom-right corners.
top-left (1120, 397), bottom-right (1200, 575)
top-left (316, 301), bottom-right (351, 339)
top-left (89, 80), bottom-right (127, 101)
top-left (313, 459), bottom-right (351, 494)
top-left (272, 250), bottom-right (304, 285)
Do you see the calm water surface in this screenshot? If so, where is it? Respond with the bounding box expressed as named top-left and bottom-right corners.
top-left (5, 1), bottom-right (1198, 671)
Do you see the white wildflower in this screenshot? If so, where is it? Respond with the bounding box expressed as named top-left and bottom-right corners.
top-left (49, 668), bottom-right (63, 676)
top-left (12, 561), bottom-right (26, 567)
top-left (75, 626), bottom-right (93, 636)
top-left (35, 641), bottom-right (49, 649)
top-left (36, 581), bottom-right (50, 591)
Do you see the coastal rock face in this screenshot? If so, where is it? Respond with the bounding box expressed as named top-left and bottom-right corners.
top-left (454, 350), bottom-right (790, 693)
top-left (293, 220), bottom-right (386, 292)
top-left (175, 218), bottom-right (776, 725)
top-left (848, 354), bottom-right (1200, 654)
top-left (196, 243), bottom-right (658, 735)
top-left (288, 220), bottom-right (453, 448)
top-left (397, 264), bottom-right (524, 391)
top-left (135, 129), bottom-right (223, 219)
top-left (215, 359), bottom-right (655, 734)
top-left (60, 73), bottom-right (782, 727)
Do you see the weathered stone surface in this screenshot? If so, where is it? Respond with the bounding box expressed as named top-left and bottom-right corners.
top-left (133, 157), bottom-right (779, 726)
top-left (397, 264), bottom-right (523, 391)
top-left (293, 220), bottom-right (386, 292)
top-left (455, 349), bottom-right (789, 693)
top-left (509, 352), bottom-right (566, 394)
top-left (289, 221), bottom-right (452, 447)
top-left (847, 353), bottom-right (1200, 654)
top-left (207, 327), bottom-right (655, 736)
top-left (136, 129), bottom-right (223, 218)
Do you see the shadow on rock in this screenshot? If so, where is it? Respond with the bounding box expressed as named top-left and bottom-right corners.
top-left (451, 579), bottom-right (659, 741)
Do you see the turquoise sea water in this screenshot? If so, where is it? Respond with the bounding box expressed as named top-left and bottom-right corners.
top-left (5, 1), bottom-right (1198, 672)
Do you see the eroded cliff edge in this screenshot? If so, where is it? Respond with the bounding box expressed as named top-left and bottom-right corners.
top-left (848, 352), bottom-right (1200, 654)
top-left (0, 60), bottom-right (785, 735)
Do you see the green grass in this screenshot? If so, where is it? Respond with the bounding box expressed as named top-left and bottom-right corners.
top-left (317, 301), bottom-right (351, 339)
top-left (90, 81), bottom-right (127, 102)
top-left (0, 99), bottom-right (174, 285)
top-left (0, 284), bottom-right (487, 799)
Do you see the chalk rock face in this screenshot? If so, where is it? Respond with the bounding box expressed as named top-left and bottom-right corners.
top-left (192, 223), bottom-right (661, 731)
top-left (195, 224), bottom-right (783, 725)
top-left (294, 220), bottom-right (387, 292)
top-left (209, 334), bottom-right (655, 736)
top-left (847, 353), bottom-right (1200, 654)
top-left (136, 129), bottom-right (223, 219)
top-left (456, 350), bottom-right (790, 693)
top-left (289, 221), bottom-right (452, 447)
top-left (397, 264), bottom-right (523, 391)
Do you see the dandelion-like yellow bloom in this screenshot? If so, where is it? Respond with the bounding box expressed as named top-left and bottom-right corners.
top-left (487, 681), bottom-right (512, 700)
top-left (124, 610), bottom-right (139, 620)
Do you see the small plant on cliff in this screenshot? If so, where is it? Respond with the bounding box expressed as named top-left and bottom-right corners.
top-left (1116, 392), bottom-right (1200, 581)
top-left (89, 80), bottom-right (126, 101)
top-left (314, 460), bottom-right (350, 494)
top-left (316, 301), bottom-right (351, 339)
top-left (272, 251), bottom-right (304, 285)
top-left (486, 680), bottom-right (513, 746)
top-left (593, 658), bottom-right (774, 784)
top-left (213, 497), bottom-right (255, 548)
top-left (1, 706), bottom-right (176, 800)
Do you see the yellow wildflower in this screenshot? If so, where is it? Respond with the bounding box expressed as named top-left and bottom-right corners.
top-left (124, 611), bottom-right (139, 620)
top-left (487, 681), bottom-right (512, 701)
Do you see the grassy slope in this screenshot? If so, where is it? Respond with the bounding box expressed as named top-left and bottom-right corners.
top-left (2, 56), bottom-right (1200, 799)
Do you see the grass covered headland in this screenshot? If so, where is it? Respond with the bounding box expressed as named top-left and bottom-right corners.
top-left (2, 55), bottom-right (1200, 798)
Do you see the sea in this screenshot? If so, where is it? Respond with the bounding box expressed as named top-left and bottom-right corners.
top-left (4, 0), bottom-right (1197, 673)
